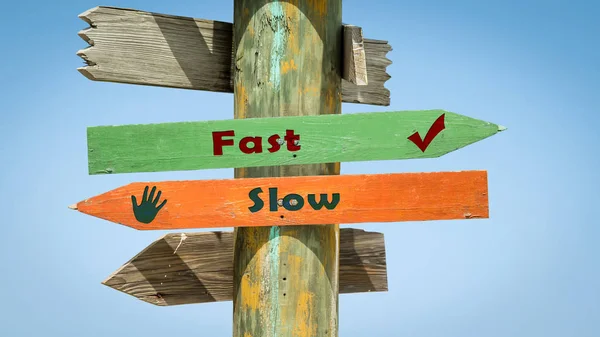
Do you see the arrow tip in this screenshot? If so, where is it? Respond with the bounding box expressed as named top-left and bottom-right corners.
top-left (497, 125), bottom-right (507, 132)
top-left (68, 204), bottom-right (78, 210)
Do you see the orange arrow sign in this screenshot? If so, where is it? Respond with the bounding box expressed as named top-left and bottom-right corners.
top-left (71, 171), bottom-right (489, 230)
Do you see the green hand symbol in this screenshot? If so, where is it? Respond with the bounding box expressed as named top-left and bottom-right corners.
top-left (131, 186), bottom-right (167, 224)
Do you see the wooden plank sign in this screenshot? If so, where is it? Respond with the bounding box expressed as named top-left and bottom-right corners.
top-left (103, 229), bottom-right (387, 306)
top-left (71, 171), bottom-right (489, 230)
top-left (343, 25), bottom-right (368, 85)
top-left (77, 6), bottom-right (391, 105)
top-left (87, 110), bottom-right (504, 175)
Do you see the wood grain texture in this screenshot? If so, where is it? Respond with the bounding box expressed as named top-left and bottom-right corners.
top-left (343, 25), bottom-right (368, 85)
top-left (103, 228), bottom-right (387, 306)
top-left (86, 110), bottom-right (504, 175)
top-left (73, 171), bottom-right (489, 230)
top-left (231, 1), bottom-right (342, 336)
top-left (76, 6), bottom-right (392, 106)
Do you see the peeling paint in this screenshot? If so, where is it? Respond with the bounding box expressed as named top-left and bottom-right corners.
top-left (269, 2), bottom-right (287, 91)
top-left (293, 291), bottom-right (316, 337)
top-left (235, 82), bottom-right (248, 118)
top-left (308, 0), bottom-right (328, 17)
top-left (325, 87), bottom-right (334, 113)
top-left (281, 59), bottom-right (298, 74)
top-left (240, 272), bottom-right (260, 310)
top-left (268, 226), bottom-right (281, 337)
top-left (287, 29), bottom-right (300, 55)
top-left (297, 86), bottom-right (320, 96)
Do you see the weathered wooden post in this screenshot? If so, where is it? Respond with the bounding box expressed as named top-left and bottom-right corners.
top-left (232, 0), bottom-right (342, 335)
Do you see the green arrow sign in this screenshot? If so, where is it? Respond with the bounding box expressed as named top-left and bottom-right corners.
top-left (86, 110), bottom-right (505, 175)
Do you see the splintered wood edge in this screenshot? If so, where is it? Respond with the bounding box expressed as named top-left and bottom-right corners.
top-left (78, 7), bottom-right (98, 26)
top-left (76, 8), bottom-right (98, 78)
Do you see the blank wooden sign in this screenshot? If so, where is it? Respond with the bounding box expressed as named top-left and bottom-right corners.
top-left (103, 229), bottom-right (388, 306)
top-left (77, 6), bottom-right (392, 106)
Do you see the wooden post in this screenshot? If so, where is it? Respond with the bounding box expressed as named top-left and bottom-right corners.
top-left (232, 0), bottom-right (342, 336)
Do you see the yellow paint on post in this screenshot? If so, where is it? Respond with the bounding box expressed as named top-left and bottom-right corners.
top-left (307, 0), bottom-right (328, 18)
top-left (282, 59), bottom-right (298, 74)
top-left (325, 86), bottom-right (336, 113)
top-left (288, 31), bottom-right (300, 55)
top-left (240, 275), bottom-right (260, 310)
top-left (293, 292), bottom-right (316, 337)
top-left (287, 255), bottom-right (304, 274)
top-left (235, 82), bottom-right (248, 118)
top-left (283, 1), bottom-right (300, 55)
top-left (298, 86), bottom-right (320, 96)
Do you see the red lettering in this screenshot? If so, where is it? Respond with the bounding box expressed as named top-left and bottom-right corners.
top-left (212, 130), bottom-right (235, 156)
top-left (213, 130), bottom-right (298, 156)
top-left (268, 134), bottom-right (282, 153)
top-left (240, 136), bottom-right (263, 154)
top-left (284, 129), bottom-right (301, 151)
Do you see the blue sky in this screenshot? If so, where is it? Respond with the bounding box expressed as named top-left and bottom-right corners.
top-left (1, 0), bottom-right (598, 336)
